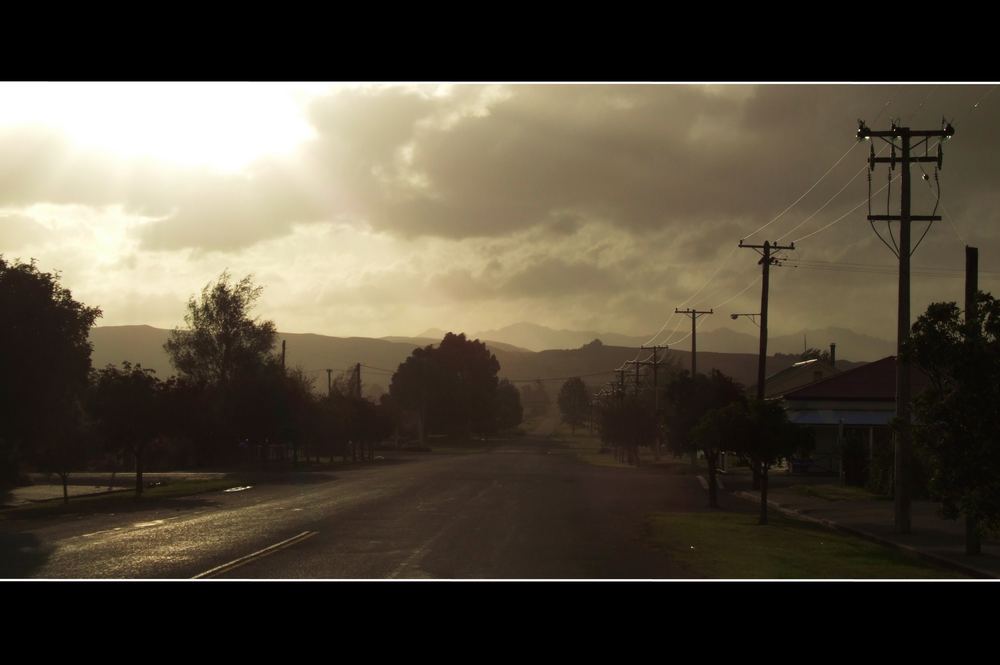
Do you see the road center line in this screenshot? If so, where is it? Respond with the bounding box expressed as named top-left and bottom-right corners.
top-left (191, 530), bottom-right (318, 579)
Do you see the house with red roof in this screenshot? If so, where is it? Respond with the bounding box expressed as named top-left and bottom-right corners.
top-left (781, 356), bottom-right (930, 485)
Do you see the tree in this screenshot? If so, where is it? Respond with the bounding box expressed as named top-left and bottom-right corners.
top-left (164, 272), bottom-right (278, 463)
top-left (906, 293), bottom-right (1000, 554)
top-left (493, 379), bottom-right (523, 433)
top-left (692, 403), bottom-right (744, 509)
top-left (389, 333), bottom-right (501, 441)
top-left (0, 257), bottom-right (102, 489)
top-left (164, 271), bottom-right (277, 389)
top-left (729, 399), bottom-right (813, 525)
top-left (89, 362), bottom-right (163, 496)
top-left (600, 396), bottom-right (657, 465)
top-left (663, 370), bottom-right (745, 506)
top-left (557, 377), bottom-right (590, 435)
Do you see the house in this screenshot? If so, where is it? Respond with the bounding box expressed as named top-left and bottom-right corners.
top-left (781, 356), bottom-right (930, 485)
top-left (748, 343), bottom-right (842, 399)
top-left (761, 357), bottom-right (840, 398)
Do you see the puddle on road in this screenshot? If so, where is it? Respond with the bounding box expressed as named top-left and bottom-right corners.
top-left (133, 520), bottom-right (166, 528)
top-left (223, 486), bottom-right (253, 493)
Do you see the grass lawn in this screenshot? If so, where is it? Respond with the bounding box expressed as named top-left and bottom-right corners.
top-left (787, 484), bottom-right (888, 502)
top-left (645, 510), bottom-right (964, 579)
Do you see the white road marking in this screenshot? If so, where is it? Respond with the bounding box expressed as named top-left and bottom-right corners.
top-left (191, 530), bottom-right (319, 579)
top-left (132, 520), bottom-right (166, 528)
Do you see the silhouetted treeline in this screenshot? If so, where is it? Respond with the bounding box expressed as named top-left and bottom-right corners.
top-left (0, 265), bottom-right (398, 496)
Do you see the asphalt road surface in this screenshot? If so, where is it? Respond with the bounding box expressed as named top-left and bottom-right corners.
top-left (0, 437), bottom-right (744, 579)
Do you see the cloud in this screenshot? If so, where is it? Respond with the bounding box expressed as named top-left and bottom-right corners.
top-left (0, 213), bottom-right (51, 249)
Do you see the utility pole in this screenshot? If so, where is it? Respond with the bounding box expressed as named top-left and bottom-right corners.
top-left (857, 118), bottom-right (954, 534)
top-left (624, 360), bottom-right (642, 397)
top-left (965, 245), bottom-right (979, 554)
top-left (326, 369), bottom-right (333, 397)
top-left (281, 339), bottom-right (286, 371)
top-left (674, 308), bottom-right (713, 376)
top-left (739, 239), bottom-right (794, 499)
top-left (738, 240), bottom-right (795, 401)
top-left (354, 362), bottom-right (362, 399)
top-left (640, 345), bottom-right (668, 458)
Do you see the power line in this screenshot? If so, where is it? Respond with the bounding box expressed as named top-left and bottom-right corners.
top-left (791, 174), bottom-right (899, 244)
top-left (742, 141), bottom-right (859, 240)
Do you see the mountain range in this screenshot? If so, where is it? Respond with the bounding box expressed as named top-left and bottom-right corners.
top-left (421, 321), bottom-right (894, 361)
top-left (89, 324), bottom-right (871, 400)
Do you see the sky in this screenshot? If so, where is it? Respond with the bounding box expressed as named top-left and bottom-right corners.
top-left (1, 82), bottom-right (997, 345)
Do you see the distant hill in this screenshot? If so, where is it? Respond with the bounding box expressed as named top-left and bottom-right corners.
top-left (89, 327), bottom-right (862, 399)
top-left (90, 326), bottom-right (527, 387)
top-left (418, 320), bottom-right (895, 362)
top-left (470, 322), bottom-right (648, 351)
top-left (383, 335), bottom-right (531, 354)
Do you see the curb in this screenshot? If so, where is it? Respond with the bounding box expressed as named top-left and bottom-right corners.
top-left (731, 490), bottom-right (997, 580)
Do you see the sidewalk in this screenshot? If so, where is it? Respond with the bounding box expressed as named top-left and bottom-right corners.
top-left (723, 471), bottom-right (1000, 579)
top-left (1, 471), bottom-right (229, 508)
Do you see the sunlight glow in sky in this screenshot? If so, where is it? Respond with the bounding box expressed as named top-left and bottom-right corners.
top-left (0, 83), bottom-right (996, 349)
top-left (0, 82), bottom-right (332, 172)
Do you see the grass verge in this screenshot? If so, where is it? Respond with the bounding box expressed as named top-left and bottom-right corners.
top-left (644, 510), bottom-right (964, 579)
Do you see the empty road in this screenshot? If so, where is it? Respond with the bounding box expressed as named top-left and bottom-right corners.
top-left (1, 437), bottom-right (740, 579)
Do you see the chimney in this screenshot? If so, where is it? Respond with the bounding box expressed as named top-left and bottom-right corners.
top-left (829, 343), bottom-right (836, 366)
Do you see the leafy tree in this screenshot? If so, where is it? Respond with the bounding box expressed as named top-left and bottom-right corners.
top-left (906, 293), bottom-right (1000, 554)
top-left (493, 379), bottom-right (523, 433)
top-left (165, 271), bottom-right (277, 389)
top-left (390, 333), bottom-right (501, 441)
top-left (557, 377), bottom-right (590, 435)
top-left (598, 395), bottom-right (657, 465)
top-left (663, 369), bottom-right (745, 504)
top-left (692, 402), bottom-right (746, 509)
top-left (0, 257), bottom-right (102, 489)
top-left (729, 399), bottom-right (813, 525)
top-left (89, 362), bottom-right (163, 496)
top-left (164, 272), bottom-right (278, 463)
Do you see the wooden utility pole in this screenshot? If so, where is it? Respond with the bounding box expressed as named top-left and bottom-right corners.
top-left (281, 339), bottom-right (286, 371)
top-left (857, 118), bottom-right (954, 534)
top-left (615, 367), bottom-right (626, 405)
top-left (738, 240), bottom-right (795, 400)
top-left (965, 245), bottom-right (980, 554)
top-left (739, 239), bottom-right (794, 499)
top-left (639, 345), bottom-right (668, 458)
top-left (674, 308), bottom-right (713, 377)
top-left (326, 369), bottom-right (333, 397)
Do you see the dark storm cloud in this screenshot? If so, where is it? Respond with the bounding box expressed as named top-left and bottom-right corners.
top-left (2, 84), bottom-right (996, 257)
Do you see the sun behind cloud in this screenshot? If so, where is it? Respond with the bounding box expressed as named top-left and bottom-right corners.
top-left (0, 82), bottom-right (333, 173)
